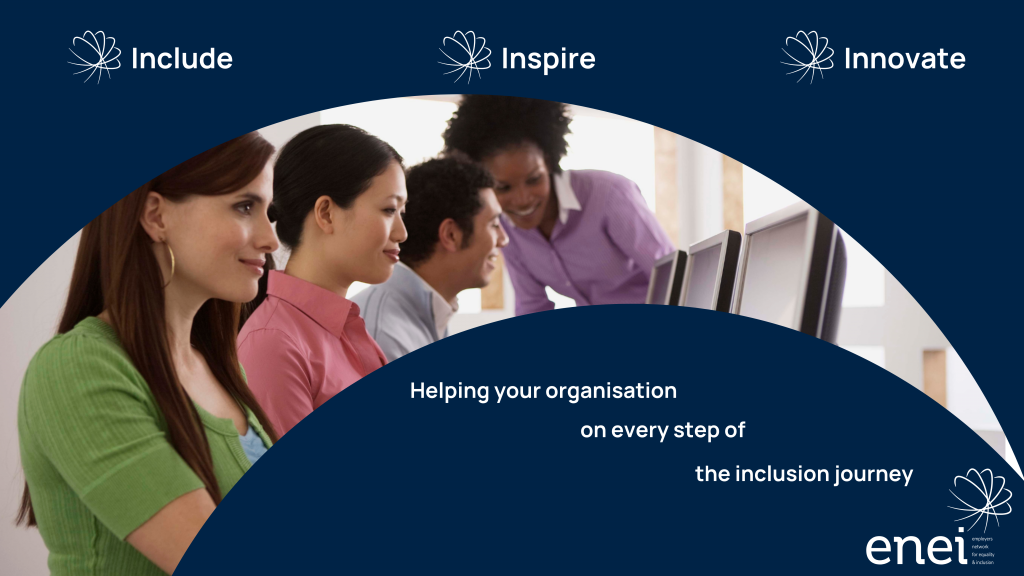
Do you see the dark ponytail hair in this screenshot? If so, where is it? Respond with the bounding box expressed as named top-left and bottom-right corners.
top-left (241, 124), bottom-right (403, 325)
top-left (18, 132), bottom-right (280, 527)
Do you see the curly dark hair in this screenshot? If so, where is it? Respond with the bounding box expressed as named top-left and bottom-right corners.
top-left (400, 157), bottom-right (496, 267)
top-left (442, 95), bottom-right (572, 174)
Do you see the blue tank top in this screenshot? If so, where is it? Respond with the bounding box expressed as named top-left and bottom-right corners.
top-left (239, 426), bottom-right (268, 465)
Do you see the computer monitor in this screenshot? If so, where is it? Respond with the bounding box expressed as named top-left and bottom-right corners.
top-left (730, 203), bottom-right (847, 343)
top-left (645, 250), bottom-right (687, 305)
top-left (679, 230), bottom-right (742, 311)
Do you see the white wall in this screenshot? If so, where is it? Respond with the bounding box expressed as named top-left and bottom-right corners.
top-left (675, 135), bottom-right (724, 249)
top-left (836, 274), bottom-right (948, 390)
top-left (0, 232), bottom-right (81, 575)
top-left (259, 112), bottom-right (320, 153)
top-left (255, 113), bottom-right (320, 272)
top-left (947, 347), bottom-right (1002, 431)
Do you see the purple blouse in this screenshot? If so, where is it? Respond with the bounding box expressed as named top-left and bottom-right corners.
top-left (502, 169), bottom-right (675, 315)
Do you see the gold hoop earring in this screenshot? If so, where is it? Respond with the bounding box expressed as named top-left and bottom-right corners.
top-left (162, 242), bottom-right (176, 288)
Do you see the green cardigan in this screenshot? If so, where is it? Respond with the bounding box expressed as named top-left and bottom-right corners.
top-left (18, 316), bottom-right (271, 575)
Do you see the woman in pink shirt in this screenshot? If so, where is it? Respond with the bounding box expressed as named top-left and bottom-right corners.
top-left (238, 125), bottom-right (408, 435)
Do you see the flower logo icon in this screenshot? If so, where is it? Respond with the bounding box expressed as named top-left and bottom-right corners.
top-left (781, 30), bottom-right (833, 84)
top-left (948, 468), bottom-right (1012, 533)
top-left (68, 30), bottom-right (121, 84)
top-left (438, 31), bottom-right (491, 84)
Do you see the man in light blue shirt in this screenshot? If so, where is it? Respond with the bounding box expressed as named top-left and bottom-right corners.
top-left (352, 158), bottom-right (508, 361)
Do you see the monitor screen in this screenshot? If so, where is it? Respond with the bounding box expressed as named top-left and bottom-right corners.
top-left (682, 243), bottom-right (722, 309)
top-left (648, 258), bottom-right (675, 305)
top-left (738, 215), bottom-right (809, 328)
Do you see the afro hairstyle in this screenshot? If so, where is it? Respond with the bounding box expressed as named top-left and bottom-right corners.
top-left (442, 95), bottom-right (572, 174)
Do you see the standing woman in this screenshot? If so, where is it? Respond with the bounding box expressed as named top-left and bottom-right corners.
top-left (442, 96), bottom-right (675, 315)
top-left (17, 133), bottom-right (281, 575)
top-left (238, 125), bottom-right (407, 435)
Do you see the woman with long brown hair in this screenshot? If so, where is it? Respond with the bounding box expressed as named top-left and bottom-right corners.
top-left (17, 132), bottom-right (280, 575)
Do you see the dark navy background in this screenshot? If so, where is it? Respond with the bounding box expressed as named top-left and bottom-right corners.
top-left (181, 307), bottom-right (1020, 572)
top-left (5, 0), bottom-right (1021, 565)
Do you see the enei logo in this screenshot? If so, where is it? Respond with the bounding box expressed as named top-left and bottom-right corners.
top-left (781, 30), bottom-right (966, 84)
top-left (68, 29), bottom-right (234, 84)
top-left (865, 468), bottom-right (1011, 566)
